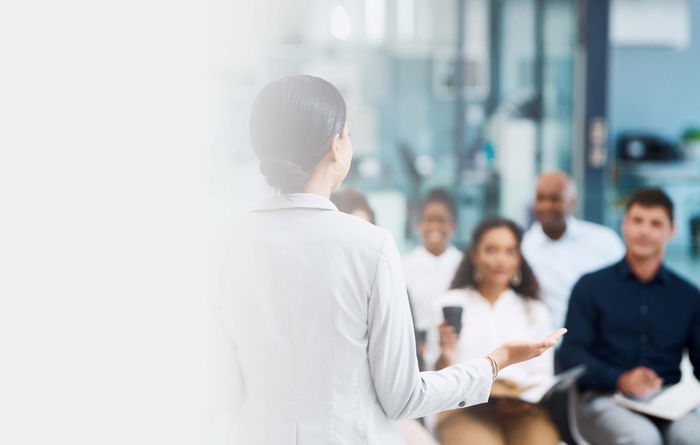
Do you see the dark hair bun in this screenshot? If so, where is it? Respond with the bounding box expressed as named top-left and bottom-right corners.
top-left (259, 157), bottom-right (311, 192)
top-left (249, 75), bottom-right (347, 193)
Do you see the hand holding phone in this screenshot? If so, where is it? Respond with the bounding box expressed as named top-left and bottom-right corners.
top-left (442, 306), bottom-right (463, 335)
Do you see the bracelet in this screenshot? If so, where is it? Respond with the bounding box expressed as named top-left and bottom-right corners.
top-left (485, 355), bottom-right (499, 381)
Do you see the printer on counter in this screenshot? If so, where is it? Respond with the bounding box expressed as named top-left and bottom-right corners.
top-left (617, 133), bottom-right (682, 162)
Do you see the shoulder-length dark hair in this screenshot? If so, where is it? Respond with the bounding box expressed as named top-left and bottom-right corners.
top-left (249, 75), bottom-right (347, 193)
top-left (450, 217), bottom-right (540, 300)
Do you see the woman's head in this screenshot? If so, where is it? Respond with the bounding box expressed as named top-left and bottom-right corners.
top-left (331, 188), bottom-right (376, 224)
top-left (249, 75), bottom-right (352, 193)
top-left (417, 189), bottom-right (456, 255)
top-left (450, 217), bottom-right (539, 299)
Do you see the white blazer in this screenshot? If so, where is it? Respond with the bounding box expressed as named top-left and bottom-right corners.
top-left (222, 193), bottom-right (492, 444)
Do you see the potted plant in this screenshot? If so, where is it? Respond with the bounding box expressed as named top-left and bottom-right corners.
top-left (681, 126), bottom-right (700, 161)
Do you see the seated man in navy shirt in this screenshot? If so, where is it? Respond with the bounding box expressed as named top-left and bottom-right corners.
top-left (560, 188), bottom-right (700, 445)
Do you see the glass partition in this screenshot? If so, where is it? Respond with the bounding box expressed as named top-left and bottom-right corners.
top-left (225, 0), bottom-right (581, 251)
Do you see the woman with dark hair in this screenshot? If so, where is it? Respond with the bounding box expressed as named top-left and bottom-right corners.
top-left (403, 188), bottom-right (462, 333)
top-left (224, 75), bottom-right (565, 445)
top-left (331, 187), bottom-right (376, 224)
top-left (449, 218), bottom-right (541, 301)
top-left (424, 217), bottom-right (559, 445)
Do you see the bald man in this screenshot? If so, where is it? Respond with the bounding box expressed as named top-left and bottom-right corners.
top-left (522, 171), bottom-right (624, 330)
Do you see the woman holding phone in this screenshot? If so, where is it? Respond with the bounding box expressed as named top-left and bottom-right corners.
top-left (223, 75), bottom-right (565, 444)
top-left (425, 217), bottom-right (559, 445)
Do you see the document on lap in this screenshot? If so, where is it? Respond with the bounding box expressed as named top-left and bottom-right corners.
top-left (613, 379), bottom-right (700, 421)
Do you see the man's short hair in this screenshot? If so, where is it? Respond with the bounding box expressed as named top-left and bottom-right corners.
top-left (625, 187), bottom-right (674, 224)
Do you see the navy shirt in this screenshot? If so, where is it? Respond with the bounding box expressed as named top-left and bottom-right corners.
top-left (559, 257), bottom-right (700, 392)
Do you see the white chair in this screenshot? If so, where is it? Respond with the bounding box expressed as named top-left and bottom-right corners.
top-left (567, 385), bottom-right (591, 445)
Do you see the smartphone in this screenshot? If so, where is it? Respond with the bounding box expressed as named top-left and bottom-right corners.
top-left (442, 306), bottom-right (463, 335)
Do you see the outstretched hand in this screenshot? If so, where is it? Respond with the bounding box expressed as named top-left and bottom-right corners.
top-left (488, 328), bottom-right (567, 370)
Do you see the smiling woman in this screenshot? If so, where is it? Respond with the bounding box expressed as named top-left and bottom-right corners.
top-left (403, 188), bottom-right (461, 332)
top-left (450, 217), bottom-right (540, 300)
top-left (417, 189), bottom-right (457, 256)
top-left (423, 217), bottom-right (560, 445)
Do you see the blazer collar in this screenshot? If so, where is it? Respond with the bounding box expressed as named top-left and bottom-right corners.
top-left (252, 193), bottom-right (338, 212)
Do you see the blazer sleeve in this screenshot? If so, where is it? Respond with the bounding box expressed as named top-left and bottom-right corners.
top-left (366, 231), bottom-right (493, 421)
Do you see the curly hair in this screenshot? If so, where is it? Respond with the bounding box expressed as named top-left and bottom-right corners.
top-left (419, 188), bottom-right (456, 221)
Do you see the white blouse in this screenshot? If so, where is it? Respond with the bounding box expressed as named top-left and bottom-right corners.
top-left (403, 245), bottom-right (463, 331)
top-left (522, 216), bottom-right (624, 330)
top-left (221, 194), bottom-right (493, 445)
top-left (424, 287), bottom-right (553, 389)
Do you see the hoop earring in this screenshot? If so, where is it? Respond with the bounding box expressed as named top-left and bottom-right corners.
top-left (474, 268), bottom-right (483, 283)
top-left (510, 270), bottom-right (522, 287)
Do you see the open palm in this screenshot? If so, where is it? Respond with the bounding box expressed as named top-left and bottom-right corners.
top-left (490, 328), bottom-right (567, 369)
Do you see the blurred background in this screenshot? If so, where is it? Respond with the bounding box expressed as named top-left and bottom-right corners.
top-left (222, 0), bottom-right (700, 285)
